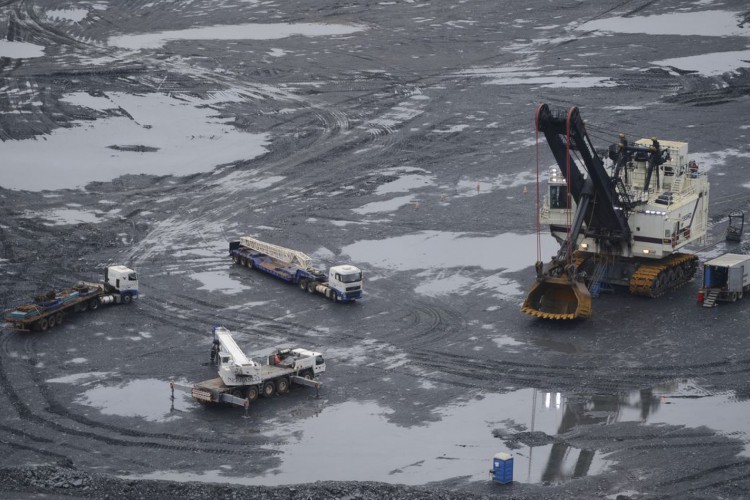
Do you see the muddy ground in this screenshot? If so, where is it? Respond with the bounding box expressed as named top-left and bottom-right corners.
top-left (1, 0), bottom-right (750, 499)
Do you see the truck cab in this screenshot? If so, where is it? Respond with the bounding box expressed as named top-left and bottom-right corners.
top-left (328, 265), bottom-right (363, 301)
top-left (105, 265), bottom-right (139, 297)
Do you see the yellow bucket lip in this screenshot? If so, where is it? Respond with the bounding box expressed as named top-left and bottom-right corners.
top-left (521, 277), bottom-right (592, 320)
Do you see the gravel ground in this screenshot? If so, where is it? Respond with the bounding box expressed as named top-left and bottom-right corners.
top-left (2, 0), bottom-right (750, 499)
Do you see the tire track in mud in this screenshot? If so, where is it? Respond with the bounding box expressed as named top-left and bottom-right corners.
top-left (0, 329), bottom-right (279, 460)
top-left (406, 346), bottom-right (750, 394)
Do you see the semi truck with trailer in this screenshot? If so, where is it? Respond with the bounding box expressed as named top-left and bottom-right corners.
top-left (229, 236), bottom-right (363, 303)
top-left (2, 265), bottom-right (139, 332)
top-left (172, 326), bottom-right (325, 409)
top-left (699, 253), bottom-right (750, 307)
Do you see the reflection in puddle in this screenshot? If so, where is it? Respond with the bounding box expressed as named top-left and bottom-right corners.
top-left (123, 380), bottom-right (750, 486)
top-left (76, 378), bottom-right (191, 422)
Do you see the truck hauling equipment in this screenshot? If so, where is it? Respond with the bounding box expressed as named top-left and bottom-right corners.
top-left (229, 236), bottom-right (363, 303)
top-left (172, 326), bottom-right (325, 409)
top-left (699, 253), bottom-right (750, 307)
top-left (2, 265), bottom-right (139, 332)
top-left (522, 104), bottom-right (709, 320)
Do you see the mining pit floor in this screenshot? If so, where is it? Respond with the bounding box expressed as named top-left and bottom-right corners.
top-left (1, 1), bottom-right (750, 498)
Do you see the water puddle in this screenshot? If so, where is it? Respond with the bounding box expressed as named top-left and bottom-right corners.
top-left (653, 49), bottom-right (750, 76)
top-left (578, 10), bottom-right (748, 38)
top-left (0, 40), bottom-right (45, 59)
top-left (109, 23), bottom-right (366, 50)
top-left (461, 66), bottom-right (616, 89)
top-left (46, 8), bottom-right (89, 22)
top-left (190, 270), bottom-right (251, 295)
top-left (120, 379), bottom-right (750, 485)
top-left (344, 231), bottom-right (558, 299)
top-left (375, 168), bottom-right (436, 195)
top-left (0, 92), bottom-right (270, 191)
top-left (46, 372), bottom-right (116, 385)
top-left (23, 208), bottom-right (104, 226)
top-left (352, 195), bottom-right (417, 215)
top-left (76, 378), bottom-right (191, 422)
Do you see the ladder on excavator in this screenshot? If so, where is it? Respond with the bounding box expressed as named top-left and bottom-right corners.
top-left (588, 262), bottom-right (610, 298)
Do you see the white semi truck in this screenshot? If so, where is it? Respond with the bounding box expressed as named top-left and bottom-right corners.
top-left (229, 236), bottom-right (363, 303)
top-left (699, 253), bottom-right (750, 307)
top-left (2, 265), bottom-right (139, 332)
top-left (172, 326), bottom-right (325, 409)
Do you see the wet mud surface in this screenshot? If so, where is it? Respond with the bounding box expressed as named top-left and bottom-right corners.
top-left (1, 0), bottom-right (750, 498)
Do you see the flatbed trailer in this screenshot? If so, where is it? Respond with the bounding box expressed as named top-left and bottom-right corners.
top-left (229, 237), bottom-right (363, 303)
top-left (2, 265), bottom-right (139, 332)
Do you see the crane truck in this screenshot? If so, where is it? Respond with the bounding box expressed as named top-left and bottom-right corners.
top-left (2, 265), bottom-right (139, 332)
top-left (172, 326), bottom-right (325, 409)
top-left (522, 104), bottom-right (709, 320)
top-left (229, 236), bottom-right (363, 303)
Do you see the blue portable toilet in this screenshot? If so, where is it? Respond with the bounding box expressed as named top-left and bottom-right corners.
top-left (490, 452), bottom-right (513, 484)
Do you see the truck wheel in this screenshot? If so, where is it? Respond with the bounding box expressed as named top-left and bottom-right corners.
top-left (332, 293), bottom-right (338, 303)
top-left (307, 281), bottom-right (316, 294)
top-left (55, 313), bottom-right (64, 326)
top-left (245, 386), bottom-right (259, 402)
top-left (79, 301), bottom-right (89, 312)
top-left (89, 298), bottom-right (100, 310)
top-left (262, 381), bottom-right (275, 398)
top-left (276, 377), bottom-right (289, 394)
top-left (39, 318), bottom-right (49, 331)
top-left (301, 369), bottom-right (314, 381)
top-left (122, 294), bottom-right (132, 305)
top-left (232, 255), bottom-right (240, 264)
top-left (299, 279), bottom-right (308, 291)
top-left (240, 256), bottom-right (247, 266)
top-left (248, 258), bottom-right (255, 269)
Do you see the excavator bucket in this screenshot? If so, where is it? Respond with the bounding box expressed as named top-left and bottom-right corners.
top-left (521, 276), bottom-right (592, 320)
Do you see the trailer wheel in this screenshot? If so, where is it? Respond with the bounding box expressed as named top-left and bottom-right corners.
top-left (262, 381), bottom-right (275, 398)
top-left (232, 255), bottom-right (240, 265)
top-left (55, 313), bottom-right (64, 326)
top-left (89, 298), bottom-right (100, 310)
top-left (248, 258), bottom-right (255, 269)
top-left (47, 315), bottom-right (57, 328)
top-left (245, 386), bottom-right (259, 402)
top-left (307, 281), bottom-right (316, 294)
top-left (79, 301), bottom-right (89, 312)
top-left (299, 279), bottom-right (308, 291)
top-left (276, 377), bottom-right (289, 394)
top-left (122, 294), bottom-right (132, 305)
top-left (39, 318), bottom-right (49, 331)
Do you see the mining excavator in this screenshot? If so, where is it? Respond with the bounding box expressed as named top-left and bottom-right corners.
top-left (521, 104), bottom-right (709, 320)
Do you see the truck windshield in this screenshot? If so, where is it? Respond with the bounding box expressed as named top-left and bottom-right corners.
top-left (315, 355), bottom-right (325, 365)
top-left (339, 272), bottom-right (362, 283)
top-left (128, 273), bottom-right (137, 281)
